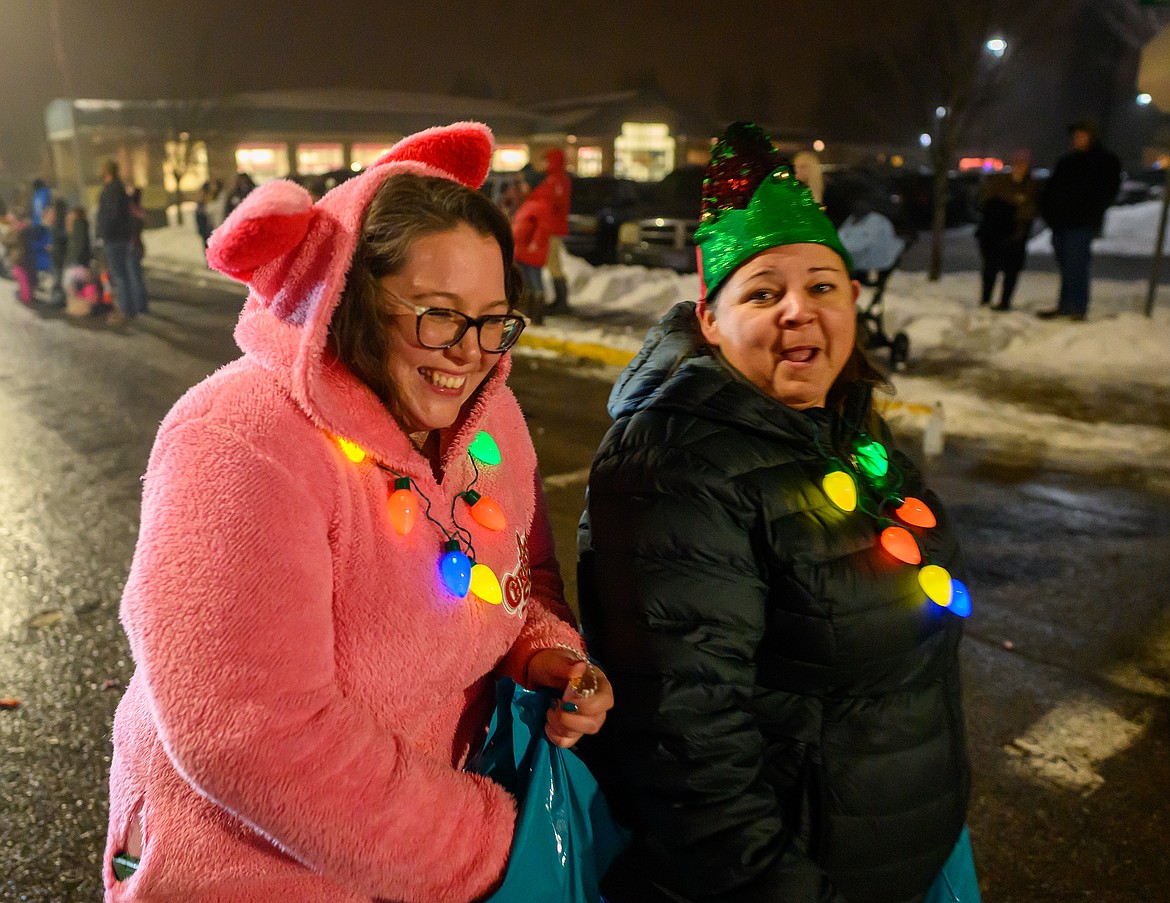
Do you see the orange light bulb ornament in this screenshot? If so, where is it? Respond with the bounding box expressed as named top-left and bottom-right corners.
top-left (462, 490), bottom-right (506, 532)
top-left (387, 477), bottom-right (418, 535)
top-left (896, 497), bottom-right (937, 528)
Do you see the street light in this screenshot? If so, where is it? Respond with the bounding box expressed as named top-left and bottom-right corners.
top-left (1138, 92), bottom-right (1154, 106)
top-left (985, 37), bottom-right (1007, 58)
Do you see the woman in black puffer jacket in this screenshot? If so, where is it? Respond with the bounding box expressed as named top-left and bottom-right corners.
top-left (578, 123), bottom-right (977, 903)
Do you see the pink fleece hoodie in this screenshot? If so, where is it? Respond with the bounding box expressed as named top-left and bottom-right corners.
top-left (104, 123), bottom-right (586, 903)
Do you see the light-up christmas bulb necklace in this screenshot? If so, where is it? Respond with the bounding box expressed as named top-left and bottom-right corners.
top-left (332, 429), bottom-right (509, 603)
top-left (817, 430), bottom-right (972, 618)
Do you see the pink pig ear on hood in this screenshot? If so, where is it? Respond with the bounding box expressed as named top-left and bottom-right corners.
top-left (205, 180), bottom-right (315, 283)
top-left (374, 121), bottom-right (493, 189)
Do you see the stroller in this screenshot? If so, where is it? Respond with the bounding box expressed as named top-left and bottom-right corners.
top-left (854, 233), bottom-right (914, 370)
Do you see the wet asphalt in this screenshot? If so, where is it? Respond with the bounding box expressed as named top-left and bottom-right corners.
top-left (0, 266), bottom-right (1167, 902)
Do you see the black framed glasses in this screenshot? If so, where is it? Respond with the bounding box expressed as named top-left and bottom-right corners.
top-left (384, 293), bottom-right (526, 354)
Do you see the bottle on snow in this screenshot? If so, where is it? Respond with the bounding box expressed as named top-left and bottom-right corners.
top-left (923, 401), bottom-right (945, 460)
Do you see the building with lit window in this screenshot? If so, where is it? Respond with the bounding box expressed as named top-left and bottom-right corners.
top-left (43, 87), bottom-right (725, 222)
top-left (529, 86), bottom-right (721, 182)
top-left (44, 90), bottom-right (554, 222)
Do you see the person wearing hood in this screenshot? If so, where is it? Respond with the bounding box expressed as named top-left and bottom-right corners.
top-left (578, 123), bottom-right (976, 903)
top-left (537, 147), bottom-right (571, 315)
top-left (103, 122), bottom-right (612, 903)
top-left (511, 172), bottom-right (555, 324)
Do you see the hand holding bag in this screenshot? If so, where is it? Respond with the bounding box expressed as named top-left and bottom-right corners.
top-left (466, 678), bottom-right (628, 903)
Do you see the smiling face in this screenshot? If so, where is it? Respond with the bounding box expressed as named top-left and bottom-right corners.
top-left (380, 224), bottom-right (509, 434)
top-left (698, 243), bottom-right (859, 410)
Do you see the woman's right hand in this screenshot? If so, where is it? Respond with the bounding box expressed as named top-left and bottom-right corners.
top-left (526, 649), bottom-right (614, 748)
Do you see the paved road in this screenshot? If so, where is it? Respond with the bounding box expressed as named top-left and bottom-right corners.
top-left (0, 271), bottom-right (1166, 901)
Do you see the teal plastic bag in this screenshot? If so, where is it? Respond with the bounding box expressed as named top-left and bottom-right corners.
top-left (466, 678), bottom-right (629, 903)
top-left (923, 826), bottom-right (982, 903)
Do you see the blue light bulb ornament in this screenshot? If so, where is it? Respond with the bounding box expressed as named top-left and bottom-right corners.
top-left (440, 540), bottom-right (472, 598)
top-left (949, 579), bottom-right (973, 618)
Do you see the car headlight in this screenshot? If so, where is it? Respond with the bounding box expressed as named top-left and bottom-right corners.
top-left (617, 222), bottom-right (641, 245)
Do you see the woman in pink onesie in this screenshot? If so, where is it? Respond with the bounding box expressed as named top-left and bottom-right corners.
top-left (104, 122), bottom-right (612, 902)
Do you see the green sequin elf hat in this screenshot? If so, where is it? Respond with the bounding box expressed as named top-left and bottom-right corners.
top-left (694, 121), bottom-right (853, 298)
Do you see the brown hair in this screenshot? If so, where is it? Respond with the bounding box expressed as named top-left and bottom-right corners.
top-left (328, 173), bottom-right (521, 410)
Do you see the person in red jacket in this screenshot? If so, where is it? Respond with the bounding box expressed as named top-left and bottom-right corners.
top-left (512, 179), bottom-right (555, 324)
top-left (540, 148), bottom-right (572, 314)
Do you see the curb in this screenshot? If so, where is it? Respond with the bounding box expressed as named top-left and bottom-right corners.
top-left (517, 332), bottom-right (636, 368)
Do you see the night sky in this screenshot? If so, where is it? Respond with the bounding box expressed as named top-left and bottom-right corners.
top-left (2, 0), bottom-right (1167, 178)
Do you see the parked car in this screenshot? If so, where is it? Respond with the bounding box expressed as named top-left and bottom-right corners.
top-left (563, 175), bottom-right (644, 265)
top-left (616, 164), bottom-right (705, 272)
top-left (1115, 169), bottom-right (1164, 205)
top-left (824, 166), bottom-right (977, 233)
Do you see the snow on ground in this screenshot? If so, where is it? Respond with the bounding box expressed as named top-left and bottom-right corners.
top-left (144, 206), bottom-right (1170, 486)
top-left (1027, 199), bottom-right (1170, 257)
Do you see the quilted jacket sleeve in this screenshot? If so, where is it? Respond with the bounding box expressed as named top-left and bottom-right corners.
top-left (580, 439), bottom-right (847, 903)
top-left (121, 420), bottom-right (514, 903)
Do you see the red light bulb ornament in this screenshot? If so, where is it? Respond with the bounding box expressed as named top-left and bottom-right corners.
top-left (461, 490), bottom-right (506, 532)
top-left (387, 478), bottom-right (418, 535)
top-left (440, 540), bottom-right (472, 598)
top-left (880, 525), bottom-right (922, 564)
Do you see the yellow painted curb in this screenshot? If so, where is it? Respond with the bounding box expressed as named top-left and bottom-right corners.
top-left (517, 332), bottom-right (636, 368)
top-left (876, 398), bottom-right (935, 417)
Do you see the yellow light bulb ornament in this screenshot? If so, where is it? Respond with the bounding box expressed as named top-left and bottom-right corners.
top-left (335, 436), bottom-right (366, 463)
top-left (918, 564), bottom-right (953, 607)
top-left (470, 563), bottom-right (503, 605)
top-left (822, 470), bottom-right (858, 512)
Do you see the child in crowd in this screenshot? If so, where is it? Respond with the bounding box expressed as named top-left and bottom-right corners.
top-left (3, 208), bottom-right (35, 305)
top-left (64, 206), bottom-right (97, 317)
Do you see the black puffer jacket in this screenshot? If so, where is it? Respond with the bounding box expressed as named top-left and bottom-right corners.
top-left (1039, 142), bottom-right (1121, 233)
top-left (578, 302), bottom-right (971, 903)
